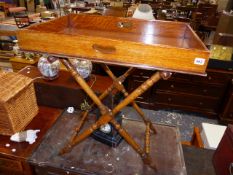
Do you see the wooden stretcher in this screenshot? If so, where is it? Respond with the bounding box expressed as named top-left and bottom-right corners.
top-left (17, 14), bottom-right (210, 170)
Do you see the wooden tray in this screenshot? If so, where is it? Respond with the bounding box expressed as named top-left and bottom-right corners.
top-left (17, 14), bottom-right (210, 75)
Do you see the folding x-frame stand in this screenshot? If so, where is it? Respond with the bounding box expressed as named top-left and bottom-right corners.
top-left (60, 59), bottom-right (172, 170)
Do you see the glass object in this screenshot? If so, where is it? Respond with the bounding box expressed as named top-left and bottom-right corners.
top-left (70, 58), bottom-right (92, 79)
top-left (12, 40), bottom-right (21, 57)
top-left (38, 55), bottom-right (60, 80)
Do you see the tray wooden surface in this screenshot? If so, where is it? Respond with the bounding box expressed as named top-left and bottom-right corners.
top-left (17, 14), bottom-right (210, 75)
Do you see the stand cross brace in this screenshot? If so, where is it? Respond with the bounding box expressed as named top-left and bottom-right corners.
top-left (60, 58), bottom-right (172, 170)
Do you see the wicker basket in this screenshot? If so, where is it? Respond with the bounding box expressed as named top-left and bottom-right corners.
top-left (0, 71), bottom-right (39, 135)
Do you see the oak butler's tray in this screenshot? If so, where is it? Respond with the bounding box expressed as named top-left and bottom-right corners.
top-left (17, 14), bottom-right (209, 174)
top-left (17, 14), bottom-right (210, 75)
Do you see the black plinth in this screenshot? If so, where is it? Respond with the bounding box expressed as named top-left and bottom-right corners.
top-left (29, 110), bottom-right (187, 175)
top-left (91, 112), bottom-right (123, 147)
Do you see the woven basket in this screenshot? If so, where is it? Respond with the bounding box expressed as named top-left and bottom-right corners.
top-left (0, 71), bottom-right (39, 135)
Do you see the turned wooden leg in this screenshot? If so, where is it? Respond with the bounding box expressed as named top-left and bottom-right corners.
top-left (131, 102), bottom-right (156, 133)
top-left (145, 122), bottom-right (150, 154)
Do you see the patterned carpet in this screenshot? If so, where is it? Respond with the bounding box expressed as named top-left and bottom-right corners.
top-left (122, 107), bottom-right (219, 141)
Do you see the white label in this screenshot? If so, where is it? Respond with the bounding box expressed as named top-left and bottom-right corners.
top-left (194, 58), bottom-right (205, 65)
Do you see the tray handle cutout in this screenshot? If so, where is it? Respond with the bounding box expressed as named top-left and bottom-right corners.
top-left (92, 44), bottom-right (116, 54)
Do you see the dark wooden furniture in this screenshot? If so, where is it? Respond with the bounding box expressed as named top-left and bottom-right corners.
top-left (100, 7), bottom-right (127, 17)
top-left (14, 14), bottom-right (31, 28)
top-left (196, 3), bottom-right (217, 22)
top-left (71, 7), bottom-right (91, 14)
top-left (214, 33), bottom-right (233, 47)
top-left (0, 106), bottom-right (62, 175)
top-left (213, 124), bottom-right (233, 175)
top-left (19, 66), bottom-right (114, 109)
top-left (176, 6), bottom-right (197, 18)
top-left (214, 12), bottom-right (233, 45)
top-left (220, 81), bottom-right (233, 124)
top-left (127, 68), bottom-right (233, 122)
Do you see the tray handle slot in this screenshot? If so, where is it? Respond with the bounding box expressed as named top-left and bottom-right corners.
top-left (92, 44), bottom-right (116, 54)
